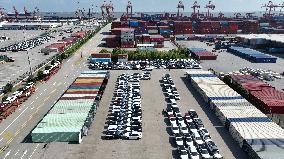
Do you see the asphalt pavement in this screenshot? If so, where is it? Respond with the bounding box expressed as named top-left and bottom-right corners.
top-left (0, 22), bottom-right (112, 159)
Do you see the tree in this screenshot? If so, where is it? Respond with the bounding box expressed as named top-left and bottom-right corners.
top-left (99, 49), bottom-right (110, 53)
top-left (3, 83), bottom-right (13, 94)
top-left (51, 60), bottom-right (55, 65)
top-left (45, 65), bottom-right (51, 70)
top-left (37, 70), bottom-right (44, 80)
top-left (2, 96), bottom-right (7, 102)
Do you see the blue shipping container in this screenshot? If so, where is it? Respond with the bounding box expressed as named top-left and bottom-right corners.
top-left (129, 21), bottom-right (139, 27)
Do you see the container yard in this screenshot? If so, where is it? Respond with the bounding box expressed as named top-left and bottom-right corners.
top-left (1, 0), bottom-right (284, 159)
top-left (31, 71), bottom-right (109, 143)
top-left (186, 69), bottom-right (284, 159)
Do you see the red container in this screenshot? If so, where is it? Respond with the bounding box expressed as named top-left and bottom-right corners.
top-left (150, 35), bottom-right (164, 42)
top-left (71, 83), bottom-right (102, 87)
top-left (111, 21), bottom-right (121, 29)
top-left (60, 96), bottom-right (96, 100)
top-left (91, 53), bottom-right (111, 58)
top-left (65, 91), bottom-right (99, 94)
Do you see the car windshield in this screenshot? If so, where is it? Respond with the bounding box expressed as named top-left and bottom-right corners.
top-left (181, 151), bottom-right (187, 155)
top-left (176, 137), bottom-right (183, 141)
top-left (173, 127), bottom-right (178, 130)
top-left (202, 150), bottom-right (209, 154)
top-left (191, 152), bottom-right (198, 156)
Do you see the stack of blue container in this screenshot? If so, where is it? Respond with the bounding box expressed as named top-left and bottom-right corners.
top-left (228, 46), bottom-right (277, 63)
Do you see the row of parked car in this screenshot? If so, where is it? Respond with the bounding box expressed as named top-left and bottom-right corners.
top-left (89, 59), bottom-right (202, 70)
top-left (0, 35), bottom-right (54, 52)
top-left (238, 67), bottom-right (281, 81)
top-left (105, 73), bottom-right (149, 140)
top-left (161, 74), bottom-right (222, 159)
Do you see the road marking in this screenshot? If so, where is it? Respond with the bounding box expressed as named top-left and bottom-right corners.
top-left (53, 82), bottom-right (56, 86)
top-left (15, 149), bottom-right (20, 156)
top-left (0, 106), bottom-right (29, 136)
top-left (44, 89), bottom-right (47, 92)
top-left (28, 144), bottom-right (39, 159)
top-left (50, 89), bottom-right (56, 95)
top-left (2, 131), bottom-right (13, 140)
top-left (67, 59), bottom-right (70, 62)
top-left (20, 150), bottom-right (27, 159)
top-left (31, 101), bottom-right (34, 105)
top-left (57, 82), bottom-right (62, 86)
top-left (40, 93), bottom-right (42, 96)
top-left (36, 96), bottom-right (38, 100)
top-left (0, 138), bottom-right (3, 142)
top-left (44, 96), bottom-right (50, 102)
top-left (31, 106), bottom-right (34, 110)
top-left (35, 88), bottom-right (38, 92)
top-left (22, 121), bottom-right (28, 128)
top-left (3, 149), bottom-right (11, 159)
top-left (64, 82), bottom-right (67, 85)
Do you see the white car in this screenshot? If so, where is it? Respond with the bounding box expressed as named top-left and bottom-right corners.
top-left (189, 147), bottom-right (200, 159)
top-left (124, 131), bottom-right (142, 140)
top-left (179, 149), bottom-right (189, 159)
top-left (172, 125), bottom-right (180, 134)
top-left (185, 136), bottom-right (194, 148)
top-left (175, 135), bottom-right (184, 146)
top-left (199, 149), bottom-right (212, 159)
top-left (180, 126), bottom-right (189, 134)
top-left (212, 151), bottom-right (223, 159)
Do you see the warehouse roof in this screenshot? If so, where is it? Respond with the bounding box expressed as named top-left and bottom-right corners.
top-left (237, 34), bottom-right (284, 44)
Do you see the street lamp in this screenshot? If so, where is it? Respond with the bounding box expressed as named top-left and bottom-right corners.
top-left (23, 29), bottom-right (33, 77)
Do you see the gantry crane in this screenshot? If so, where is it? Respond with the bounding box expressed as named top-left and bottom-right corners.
top-left (126, 1), bottom-right (133, 18)
top-left (261, 1), bottom-right (281, 18)
top-left (205, 1), bottom-right (215, 18)
top-left (33, 7), bottom-right (40, 20)
top-left (177, 1), bottom-right (184, 17)
top-left (234, 12), bottom-right (243, 19)
top-left (106, 1), bottom-right (114, 18)
top-left (246, 12), bottom-right (255, 19)
top-left (218, 12), bottom-right (224, 19)
top-left (0, 7), bottom-right (6, 20)
top-left (191, 1), bottom-right (200, 18)
top-left (13, 6), bottom-right (19, 21)
top-left (24, 7), bottom-right (29, 20)
top-left (100, 1), bottom-right (107, 18)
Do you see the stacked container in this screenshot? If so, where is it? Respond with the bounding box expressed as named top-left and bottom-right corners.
top-left (149, 35), bottom-right (164, 48)
top-left (230, 74), bottom-right (284, 114)
top-left (31, 71), bottom-right (109, 144)
top-left (186, 70), bottom-right (284, 159)
top-left (173, 21), bottom-right (193, 35)
top-left (90, 53), bottom-right (112, 63)
top-left (228, 46), bottom-right (277, 63)
top-left (242, 20), bottom-right (259, 34)
top-left (189, 48), bottom-right (217, 60)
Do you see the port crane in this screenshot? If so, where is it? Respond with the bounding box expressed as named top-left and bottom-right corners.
top-left (13, 6), bottom-right (19, 21)
top-left (234, 12), bottom-right (244, 19)
top-left (24, 7), bottom-right (29, 20)
top-left (126, 1), bottom-right (133, 18)
top-left (177, 1), bottom-right (184, 17)
top-left (261, 1), bottom-right (281, 18)
top-left (191, 1), bottom-right (200, 18)
top-left (33, 7), bottom-right (40, 20)
top-left (246, 12), bottom-right (255, 19)
top-left (218, 12), bottom-right (224, 19)
top-left (100, 1), bottom-right (107, 18)
top-left (0, 7), bottom-right (6, 20)
top-left (205, 1), bottom-right (215, 18)
top-left (106, 1), bottom-right (114, 18)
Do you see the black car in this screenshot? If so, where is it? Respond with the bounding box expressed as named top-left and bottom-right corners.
top-left (188, 109), bottom-right (198, 119)
top-left (105, 130), bottom-right (123, 139)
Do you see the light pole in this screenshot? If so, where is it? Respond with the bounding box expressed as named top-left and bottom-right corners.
top-left (23, 29), bottom-right (33, 77)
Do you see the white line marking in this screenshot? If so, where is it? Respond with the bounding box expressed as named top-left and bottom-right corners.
top-left (4, 149), bottom-right (11, 159)
top-left (15, 149), bottom-right (20, 156)
top-left (28, 144), bottom-right (39, 159)
top-left (20, 150), bottom-right (27, 159)
top-left (0, 106), bottom-right (29, 136)
top-left (67, 59), bottom-right (70, 62)
top-left (36, 96), bottom-right (38, 100)
top-left (64, 82), bottom-right (66, 85)
top-left (35, 88), bottom-right (38, 92)
top-left (40, 93), bottom-right (42, 96)
top-left (31, 101), bottom-right (34, 105)
top-left (44, 89), bottom-right (47, 92)
top-left (53, 82), bottom-right (56, 86)
top-left (0, 137), bottom-right (3, 142)
top-left (31, 107), bottom-right (34, 110)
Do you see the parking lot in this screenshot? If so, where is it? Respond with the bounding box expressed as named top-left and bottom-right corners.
top-left (36, 69), bottom-right (248, 159)
top-left (0, 26), bottom-right (88, 88)
top-left (177, 40), bottom-right (284, 91)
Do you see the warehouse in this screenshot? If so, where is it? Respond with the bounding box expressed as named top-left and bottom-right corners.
top-left (0, 22), bottom-right (61, 30)
top-left (90, 53), bottom-right (112, 63)
top-left (186, 69), bottom-right (284, 159)
top-left (236, 34), bottom-right (284, 53)
top-left (31, 71), bottom-right (109, 143)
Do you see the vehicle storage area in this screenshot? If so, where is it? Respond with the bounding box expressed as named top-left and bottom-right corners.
top-left (34, 70), bottom-right (248, 159)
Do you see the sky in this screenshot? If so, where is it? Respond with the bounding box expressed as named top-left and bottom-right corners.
top-left (0, 0), bottom-right (283, 13)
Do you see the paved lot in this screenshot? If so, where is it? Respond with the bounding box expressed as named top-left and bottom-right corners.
top-left (0, 26), bottom-right (90, 88)
top-left (35, 69), bottom-right (248, 159)
top-left (178, 40), bottom-right (284, 91)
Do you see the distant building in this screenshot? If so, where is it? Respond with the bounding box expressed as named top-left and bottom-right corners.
top-left (0, 22), bottom-right (61, 30)
top-left (90, 53), bottom-right (112, 63)
top-left (117, 54), bottom-right (128, 62)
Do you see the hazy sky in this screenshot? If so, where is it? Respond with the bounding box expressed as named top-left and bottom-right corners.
top-left (0, 0), bottom-right (283, 12)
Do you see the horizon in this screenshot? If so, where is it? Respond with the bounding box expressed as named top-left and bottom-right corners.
top-left (1, 0), bottom-right (283, 13)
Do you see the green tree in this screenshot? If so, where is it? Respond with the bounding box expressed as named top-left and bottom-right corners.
top-left (99, 49), bottom-right (110, 53)
top-left (3, 83), bottom-right (13, 94)
top-left (37, 70), bottom-right (45, 80)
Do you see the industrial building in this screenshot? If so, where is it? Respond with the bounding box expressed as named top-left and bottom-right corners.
top-left (236, 34), bottom-right (284, 53)
top-left (31, 71), bottom-right (109, 143)
top-left (0, 21), bottom-right (61, 30)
